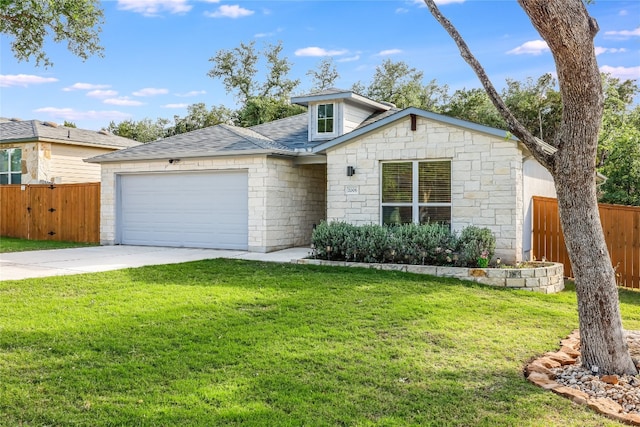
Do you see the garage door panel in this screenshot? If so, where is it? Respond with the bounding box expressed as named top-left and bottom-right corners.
top-left (118, 171), bottom-right (248, 250)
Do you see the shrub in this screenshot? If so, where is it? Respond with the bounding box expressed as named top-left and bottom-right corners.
top-left (456, 226), bottom-right (496, 267)
top-left (311, 222), bottom-right (497, 267)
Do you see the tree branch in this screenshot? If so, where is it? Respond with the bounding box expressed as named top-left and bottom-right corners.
top-left (423, 0), bottom-right (554, 170)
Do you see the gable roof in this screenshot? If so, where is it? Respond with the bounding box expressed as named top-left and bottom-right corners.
top-left (311, 107), bottom-right (518, 153)
top-left (0, 118), bottom-right (139, 149)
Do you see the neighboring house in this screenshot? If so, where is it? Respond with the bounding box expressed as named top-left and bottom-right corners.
top-left (88, 88), bottom-right (559, 263)
top-left (0, 118), bottom-right (139, 184)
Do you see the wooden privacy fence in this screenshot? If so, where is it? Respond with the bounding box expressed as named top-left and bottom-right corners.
top-left (0, 183), bottom-right (100, 243)
top-left (532, 196), bottom-right (640, 290)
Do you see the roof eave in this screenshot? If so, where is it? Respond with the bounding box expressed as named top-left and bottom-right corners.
top-left (85, 148), bottom-right (296, 164)
top-left (291, 91), bottom-right (391, 111)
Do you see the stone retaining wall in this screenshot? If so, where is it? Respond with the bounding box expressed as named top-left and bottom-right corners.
top-left (296, 259), bottom-right (564, 294)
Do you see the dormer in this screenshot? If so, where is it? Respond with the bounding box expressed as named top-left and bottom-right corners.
top-left (291, 88), bottom-right (393, 143)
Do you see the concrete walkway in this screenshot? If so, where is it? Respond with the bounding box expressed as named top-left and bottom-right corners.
top-left (0, 245), bottom-right (312, 281)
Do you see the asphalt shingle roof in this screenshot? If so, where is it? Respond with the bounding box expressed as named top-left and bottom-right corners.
top-left (0, 118), bottom-right (139, 149)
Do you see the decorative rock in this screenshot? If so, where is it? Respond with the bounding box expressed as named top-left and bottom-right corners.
top-left (553, 385), bottom-right (589, 405)
top-left (536, 356), bottom-right (562, 369)
top-left (544, 351), bottom-right (577, 365)
top-left (527, 330), bottom-right (640, 426)
top-left (587, 397), bottom-right (623, 415)
top-left (527, 372), bottom-right (559, 389)
top-left (602, 375), bottom-right (620, 385)
top-left (559, 345), bottom-right (581, 359)
top-left (526, 361), bottom-right (555, 377)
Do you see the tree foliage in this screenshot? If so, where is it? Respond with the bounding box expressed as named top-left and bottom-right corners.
top-left (207, 41), bottom-right (302, 126)
top-left (306, 58), bottom-right (340, 92)
top-left (208, 41), bottom-right (299, 103)
top-left (165, 103), bottom-right (234, 137)
top-left (0, 0), bottom-right (104, 67)
top-left (354, 59), bottom-right (448, 110)
top-left (105, 118), bottom-right (169, 143)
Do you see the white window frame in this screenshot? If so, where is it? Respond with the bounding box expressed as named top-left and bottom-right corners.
top-left (317, 103), bottom-right (334, 133)
top-left (380, 160), bottom-right (451, 225)
top-left (0, 148), bottom-right (22, 184)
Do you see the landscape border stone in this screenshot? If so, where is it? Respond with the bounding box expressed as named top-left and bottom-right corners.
top-left (296, 259), bottom-right (565, 293)
top-left (525, 330), bottom-right (640, 426)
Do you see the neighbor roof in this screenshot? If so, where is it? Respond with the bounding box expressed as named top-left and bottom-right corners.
top-left (0, 118), bottom-right (139, 149)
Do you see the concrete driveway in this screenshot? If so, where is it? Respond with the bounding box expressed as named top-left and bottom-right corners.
top-left (0, 245), bottom-right (311, 281)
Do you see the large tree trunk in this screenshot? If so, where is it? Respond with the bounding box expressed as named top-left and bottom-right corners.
top-left (424, 0), bottom-right (638, 375)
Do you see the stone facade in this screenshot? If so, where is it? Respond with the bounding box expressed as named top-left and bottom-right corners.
top-left (325, 115), bottom-right (526, 263)
top-left (99, 155), bottom-right (326, 252)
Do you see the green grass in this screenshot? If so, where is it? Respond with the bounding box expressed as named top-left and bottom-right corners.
top-left (0, 237), bottom-right (98, 253)
top-left (1, 260), bottom-right (638, 426)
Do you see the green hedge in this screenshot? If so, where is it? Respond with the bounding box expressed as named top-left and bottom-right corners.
top-left (311, 221), bottom-right (496, 267)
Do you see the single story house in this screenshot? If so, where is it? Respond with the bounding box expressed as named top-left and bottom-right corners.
top-left (87, 88), bottom-right (559, 263)
top-left (0, 118), bottom-right (139, 184)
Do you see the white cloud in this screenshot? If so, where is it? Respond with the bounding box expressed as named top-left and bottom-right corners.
top-left (295, 47), bottom-right (348, 57)
top-left (599, 65), bottom-right (640, 80)
top-left (205, 5), bottom-right (254, 18)
top-left (132, 87), bottom-right (169, 97)
top-left (117, 0), bottom-right (191, 17)
top-left (34, 107), bottom-right (131, 122)
top-left (175, 90), bottom-right (206, 97)
top-left (376, 49), bottom-right (403, 56)
top-left (337, 55), bottom-right (361, 63)
top-left (619, 9), bottom-right (628, 16)
top-left (507, 40), bottom-right (549, 55)
top-left (87, 89), bottom-right (118, 98)
top-left (595, 47), bottom-right (627, 56)
top-left (162, 103), bottom-right (188, 108)
top-left (63, 82), bottom-right (110, 91)
top-left (255, 28), bottom-right (283, 38)
top-left (0, 74), bottom-right (58, 87)
top-left (104, 97), bottom-right (145, 106)
top-left (604, 27), bottom-right (640, 38)
top-left (396, 8), bottom-right (409, 14)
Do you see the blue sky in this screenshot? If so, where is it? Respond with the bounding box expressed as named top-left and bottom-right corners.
top-left (1, 0), bottom-right (639, 130)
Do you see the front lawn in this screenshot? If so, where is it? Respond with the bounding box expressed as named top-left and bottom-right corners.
top-left (0, 236), bottom-right (97, 253)
top-left (1, 260), bottom-right (638, 426)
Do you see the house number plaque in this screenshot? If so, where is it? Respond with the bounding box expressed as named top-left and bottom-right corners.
top-left (345, 186), bottom-right (359, 195)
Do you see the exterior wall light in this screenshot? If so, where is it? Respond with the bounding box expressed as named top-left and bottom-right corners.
top-left (347, 166), bottom-right (356, 177)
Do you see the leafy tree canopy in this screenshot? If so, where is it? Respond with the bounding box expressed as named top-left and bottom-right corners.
top-left (0, 0), bottom-right (104, 67)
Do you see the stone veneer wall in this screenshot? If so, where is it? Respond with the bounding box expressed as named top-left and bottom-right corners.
top-left (325, 116), bottom-right (525, 264)
top-left (99, 155), bottom-right (326, 252)
top-left (263, 159), bottom-right (326, 251)
top-left (297, 259), bottom-right (565, 294)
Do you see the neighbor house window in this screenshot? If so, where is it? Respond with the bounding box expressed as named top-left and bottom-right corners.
top-left (0, 148), bottom-right (22, 184)
top-left (381, 160), bottom-right (451, 225)
top-left (317, 103), bottom-right (334, 133)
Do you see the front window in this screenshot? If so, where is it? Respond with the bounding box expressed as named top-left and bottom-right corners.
top-left (317, 103), bottom-right (334, 133)
top-left (0, 148), bottom-right (22, 184)
top-left (381, 160), bottom-right (451, 225)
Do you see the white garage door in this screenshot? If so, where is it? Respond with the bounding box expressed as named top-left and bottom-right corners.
top-left (118, 171), bottom-right (248, 250)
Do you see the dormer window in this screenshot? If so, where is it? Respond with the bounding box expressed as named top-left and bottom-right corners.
top-left (317, 104), bottom-right (334, 133)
